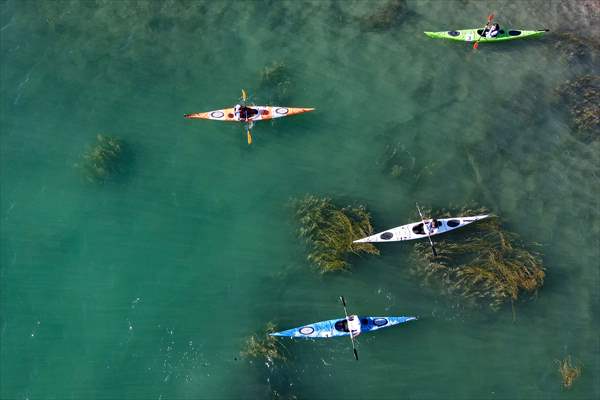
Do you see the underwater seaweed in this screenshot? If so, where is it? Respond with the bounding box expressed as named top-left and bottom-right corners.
top-left (557, 75), bottom-right (600, 142)
top-left (555, 356), bottom-right (582, 389)
top-left (241, 322), bottom-right (287, 367)
top-left (293, 195), bottom-right (379, 272)
top-left (553, 31), bottom-right (600, 65)
top-left (259, 61), bottom-right (293, 104)
top-left (77, 134), bottom-right (128, 183)
top-left (380, 139), bottom-right (437, 184)
top-left (358, 0), bottom-right (409, 32)
top-left (411, 207), bottom-right (545, 311)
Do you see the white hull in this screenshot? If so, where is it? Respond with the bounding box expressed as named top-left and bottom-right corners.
top-left (353, 215), bottom-right (489, 243)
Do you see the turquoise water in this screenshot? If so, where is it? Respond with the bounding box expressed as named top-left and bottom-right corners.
top-left (1, 0), bottom-right (598, 398)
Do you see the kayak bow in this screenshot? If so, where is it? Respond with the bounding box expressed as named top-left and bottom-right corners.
top-left (354, 215), bottom-right (489, 243)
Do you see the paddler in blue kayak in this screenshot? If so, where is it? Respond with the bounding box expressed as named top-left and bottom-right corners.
top-left (347, 315), bottom-right (362, 338)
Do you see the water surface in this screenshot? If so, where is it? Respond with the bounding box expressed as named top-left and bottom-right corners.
top-left (1, 0), bottom-right (598, 398)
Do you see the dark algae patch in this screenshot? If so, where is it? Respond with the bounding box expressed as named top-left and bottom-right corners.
top-left (555, 356), bottom-right (582, 389)
top-left (553, 31), bottom-right (600, 65)
top-left (412, 208), bottom-right (545, 311)
top-left (77, 134), bottom-right (129, 183)
top-left (293, 195), bottom-right (379, 272)
top-left (381, 140), bottom-right (436, 183)
top-left (358, 0), bottom-right (409, 32)
top-left (557, 75), bottom-right (600, 142)
top-left (259, 61), bottom-right (293, 104)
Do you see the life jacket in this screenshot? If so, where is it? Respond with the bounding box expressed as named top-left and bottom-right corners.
top-left (347, 315), bottom-right (362, 337)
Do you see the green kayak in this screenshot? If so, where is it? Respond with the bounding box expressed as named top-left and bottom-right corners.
top-left (424, 29), bottom-right (548, 43)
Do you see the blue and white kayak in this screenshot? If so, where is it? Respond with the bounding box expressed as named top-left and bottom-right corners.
top-left (270, 316), bottom-right (416, 338)
top-left (354, 215), bottom-right (489, 243)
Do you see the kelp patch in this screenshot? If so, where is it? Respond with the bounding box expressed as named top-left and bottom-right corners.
top-left (241, 322), bottom-right (287, 367)
top-left (412, 208), bottom-right (545, 311)
top-left (259, 61), bottom-right (293, 104)
top-left (557, 75), bottom-right (600, 142)
top-left (555, 356), bottom-right (582, 389)
top-left (358, 0), bottom-right (409, 32)
top-left (293, 195), bottom-right (379, 272)
top-left (77, 134), bottom-right (129, 183)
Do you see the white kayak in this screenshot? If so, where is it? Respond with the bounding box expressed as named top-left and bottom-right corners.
top-left (353, 215), bottom-right (489, 243)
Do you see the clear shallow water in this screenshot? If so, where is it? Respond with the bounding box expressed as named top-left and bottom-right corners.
top-left (1, 0), bottom-right (598, 399)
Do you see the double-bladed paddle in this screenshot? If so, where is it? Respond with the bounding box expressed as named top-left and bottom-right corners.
top-left (473, 14), bottom-right (495, 50)
top-left (241, 89), bottom-right (252, 144)
top-left (339, 296), bottom-right (359, 361)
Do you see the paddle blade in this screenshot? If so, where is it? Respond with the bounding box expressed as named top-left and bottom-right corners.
top-left (247, 129), bottom-right (252, 145)
top-left (340, 296), bottom-right (346, 307)
top-left (487, 13), bottom-right (494, 23)
top-left (432, 245), bottom-right (438, 257)
top-left (473, 41), bottom-right (479, 50)
top-left (242, 89), bottom-right (248, 102)
top-left (353, 348), bottom-right (359, 361)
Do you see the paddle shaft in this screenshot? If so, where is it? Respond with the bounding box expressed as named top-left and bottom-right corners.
top-left (339, 296), bottom-right (359, 360)
top-left (416, 203), bottom-right (437, 257)
top-left (241, 89), bottom-right (252, 144)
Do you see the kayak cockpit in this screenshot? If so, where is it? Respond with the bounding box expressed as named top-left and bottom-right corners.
top-left (475, 29), bottom-right (525, 38)
top-left (234, 104), bottom-right (259, 121)
top-left (334, 318), bottom-right (370, 332)
top-left (412, 222), bottom-right (425, 235)
top-left (477, 29), bottom-right (505, 36)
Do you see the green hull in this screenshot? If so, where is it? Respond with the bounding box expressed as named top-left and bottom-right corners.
top-left (424, 29), bottom-right (547, 43)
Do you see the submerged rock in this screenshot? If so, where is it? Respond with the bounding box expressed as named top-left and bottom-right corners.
top-left (558, 75), bottom-right (600, 142)
top-left (412, 208), bottom-right (545, 311)
top-left (293, 195), bottom-right (379, 272)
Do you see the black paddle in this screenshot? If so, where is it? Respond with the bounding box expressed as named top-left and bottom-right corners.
top-left (339, 296), bottom-right (359, 361)
top-left (416, 203), bottom-right (437, 257)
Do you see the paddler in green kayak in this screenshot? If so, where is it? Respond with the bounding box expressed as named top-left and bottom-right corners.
top-left (483, 22), bottom-right (501, 38)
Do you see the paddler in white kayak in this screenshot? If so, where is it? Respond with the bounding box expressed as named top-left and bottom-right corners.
top-left (427, 218), bottom-right (440, 234)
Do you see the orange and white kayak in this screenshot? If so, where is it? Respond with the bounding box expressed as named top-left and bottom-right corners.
top-left (184, 106), bottom-right (314, 122)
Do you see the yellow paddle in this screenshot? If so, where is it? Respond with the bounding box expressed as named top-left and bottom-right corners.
top-left (241, 89), bottom-right (252, 145)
